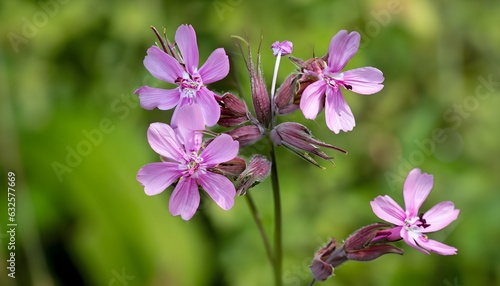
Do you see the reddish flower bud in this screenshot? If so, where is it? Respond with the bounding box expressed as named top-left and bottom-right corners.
top-left (270, 122), bottom-right (347, 168)
top-left (218, 93), bottom-right (249, 127)
top-left (226, 125), bottom-right (264, 148)
top-left (310, 239), bottom-right (343, 281)
top-left (274, 73), bottom-right (300, 115)
top-left (235, 155), bottom-right (271, 195)
top-left (208, 156), bottom-right (247, 178)
top-left (244, 40), bottom-right (271, 128)
top-left (343, 223), bottom-right (403, 262)
top-left (345, 244), bottom-right (403, 262)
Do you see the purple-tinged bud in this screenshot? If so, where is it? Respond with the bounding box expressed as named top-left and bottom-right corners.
top-left (208, 157), bottom-right (247, 178)
top-left (345, 244), bottom-right (403, 262)
top-left (270, 122), bottom-right (347, 168)
top-left (343, 223), bottom-right (403, 262)
top-left (310, 239), bottom-right (340, 281)
top-left (245, 41), bottom-right (271, 128)
top-left (236, 155), bottom-right (271, 195)
top-left (274, 73), bottom-right (299, 115)
top-left (271, 40), bottom-right (293, 56)
top-left (344, 223), bottom-right (392, 250)
top-left (226, 125), bottom-right (264, 148)
top-left (218, 93), bottom-right (249, 127)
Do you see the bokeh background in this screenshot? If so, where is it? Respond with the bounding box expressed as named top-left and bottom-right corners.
top-left (1, 0), bottom-right (499, 285)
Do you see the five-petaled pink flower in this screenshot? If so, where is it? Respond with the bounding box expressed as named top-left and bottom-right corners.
top-left (300, 30), bottom-right (384, 134)
top-left (135, 24), bottom-right (229, 127)
top-left (137, 120), bottom-right (239, 220)
top-left (370, 168), bottom-right (460, 255)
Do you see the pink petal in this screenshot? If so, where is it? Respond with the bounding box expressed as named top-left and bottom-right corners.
top-left (175, 24), bottom-right (199, 75)
top-left (135, 86), bottom-right (180, 110)
top-left (416, 237), bottom-right (457, 255)
top-left (196, 87), bottom-right (221, 127)
top-left (327, 30), bottom-right (360, 72)
top-left (197, 171), bottom-right (235, 210)
top-left (400, 228), bottom-right (430, 255)
top-left (201, 134), bottom-right (239, 166)
top-left (171, 103), bottom-right (205, 132)
top-left (137, 162), bottom-right (182, 196)
top-left (324, 87), bottom-right (355, 133)
top-left (403, 169), bottom-right (434, 217)
top-left (198, 48), bottom-right (229, 84)
top-left (144, 46), bottom-right (184, 84)
top-left (343, 67), bottom-right (384, 94)
top-left (169, 177), bottom-right (200, 220)
top-left (300, 80), bottom-right (326, 120)
top-left (422, 202), bottom-right (460, 232)
top-left (370, 195), bottom-right (406, 225)
top-left (147, 122), bottom-right (185, 162)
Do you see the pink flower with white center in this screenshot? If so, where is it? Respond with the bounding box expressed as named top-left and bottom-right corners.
top-left (136, 120), bottom-right (239, 220)
top-left (271, 40), bottom-right (293, 56)
top-left (299, 30), bottom-right (384, 134)
top-left (134, 24), bottom-right (229, 127)
top-left (370, 168), bottom-right (460, 255)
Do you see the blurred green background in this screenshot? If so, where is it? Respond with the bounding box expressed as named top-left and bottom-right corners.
top-left (1, 0), bottom-right (499, 285)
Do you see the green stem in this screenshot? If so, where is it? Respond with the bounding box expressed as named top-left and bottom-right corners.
top-left (270, 143), bottom-right (282, 286)
top-left (245, 193), bottom-right (275, 270)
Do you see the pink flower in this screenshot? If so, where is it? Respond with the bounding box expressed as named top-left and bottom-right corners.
top-left (299, 30), bottom-right (384, 133)
top-left (136, 120), bottom-right (239, 220)
top-left (271, 40), bottom-right (293, 56)
top-left (370, 169), bottom-right (460, 255)
top-left (135, 24), bottom-right (229, 126)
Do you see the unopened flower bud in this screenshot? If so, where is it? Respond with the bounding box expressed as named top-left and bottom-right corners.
top-left (344, 223), bottom-right (403, 262)
top-left (270, 122), bottom-right (347, 168)
top-left (245, 42), bottom-right (271, 128)
top-left (271, 40), bottom-right (293, 56)
top-left (208, 156), bottom-right (247, 178)
top-left (310, 239), bottom-right (340, 281)
top-left (345, 244), bottom-right (403, 262)
top-left (218, 93), bottom-right (249, 127)
top-left (274, 73), bottom-right (299, 115)
top-left (235, 155), bottom-right (271, 195)
top-left (226, 125), bottom-right (264, 148)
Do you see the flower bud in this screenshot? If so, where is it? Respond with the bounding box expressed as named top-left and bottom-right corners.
top-left (218, 93), bottom-right (249, 127)
top-left (226, 125), bottom-right (264, 148)
top-left (310, 239), bottom-right (340, 281)
top-left (235, 155), bottom-right (271, 195)
top-left (343, 223), bottom-right (403, 262)
top-left (270, 122), bottom-right (347, 168)
top-left (208, 156), bottom-right (247, 178)
top-left (274, 73), bottom-right (299, 115)
top-left (246, 42), bottom-right (271, 128)
top-left (345, 244), bottom-right (403, 262)
top-left (271, 40), bottom-right (293, 56)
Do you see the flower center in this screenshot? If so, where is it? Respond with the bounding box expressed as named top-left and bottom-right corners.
top-left (322, 71), bottom-right (352, 91)
top-left (185, 151), bottom-right (203, 177)
top-left (176, 73), bottom-right (203, 104)
top-left (403, 213), bottom-right (431, 239)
